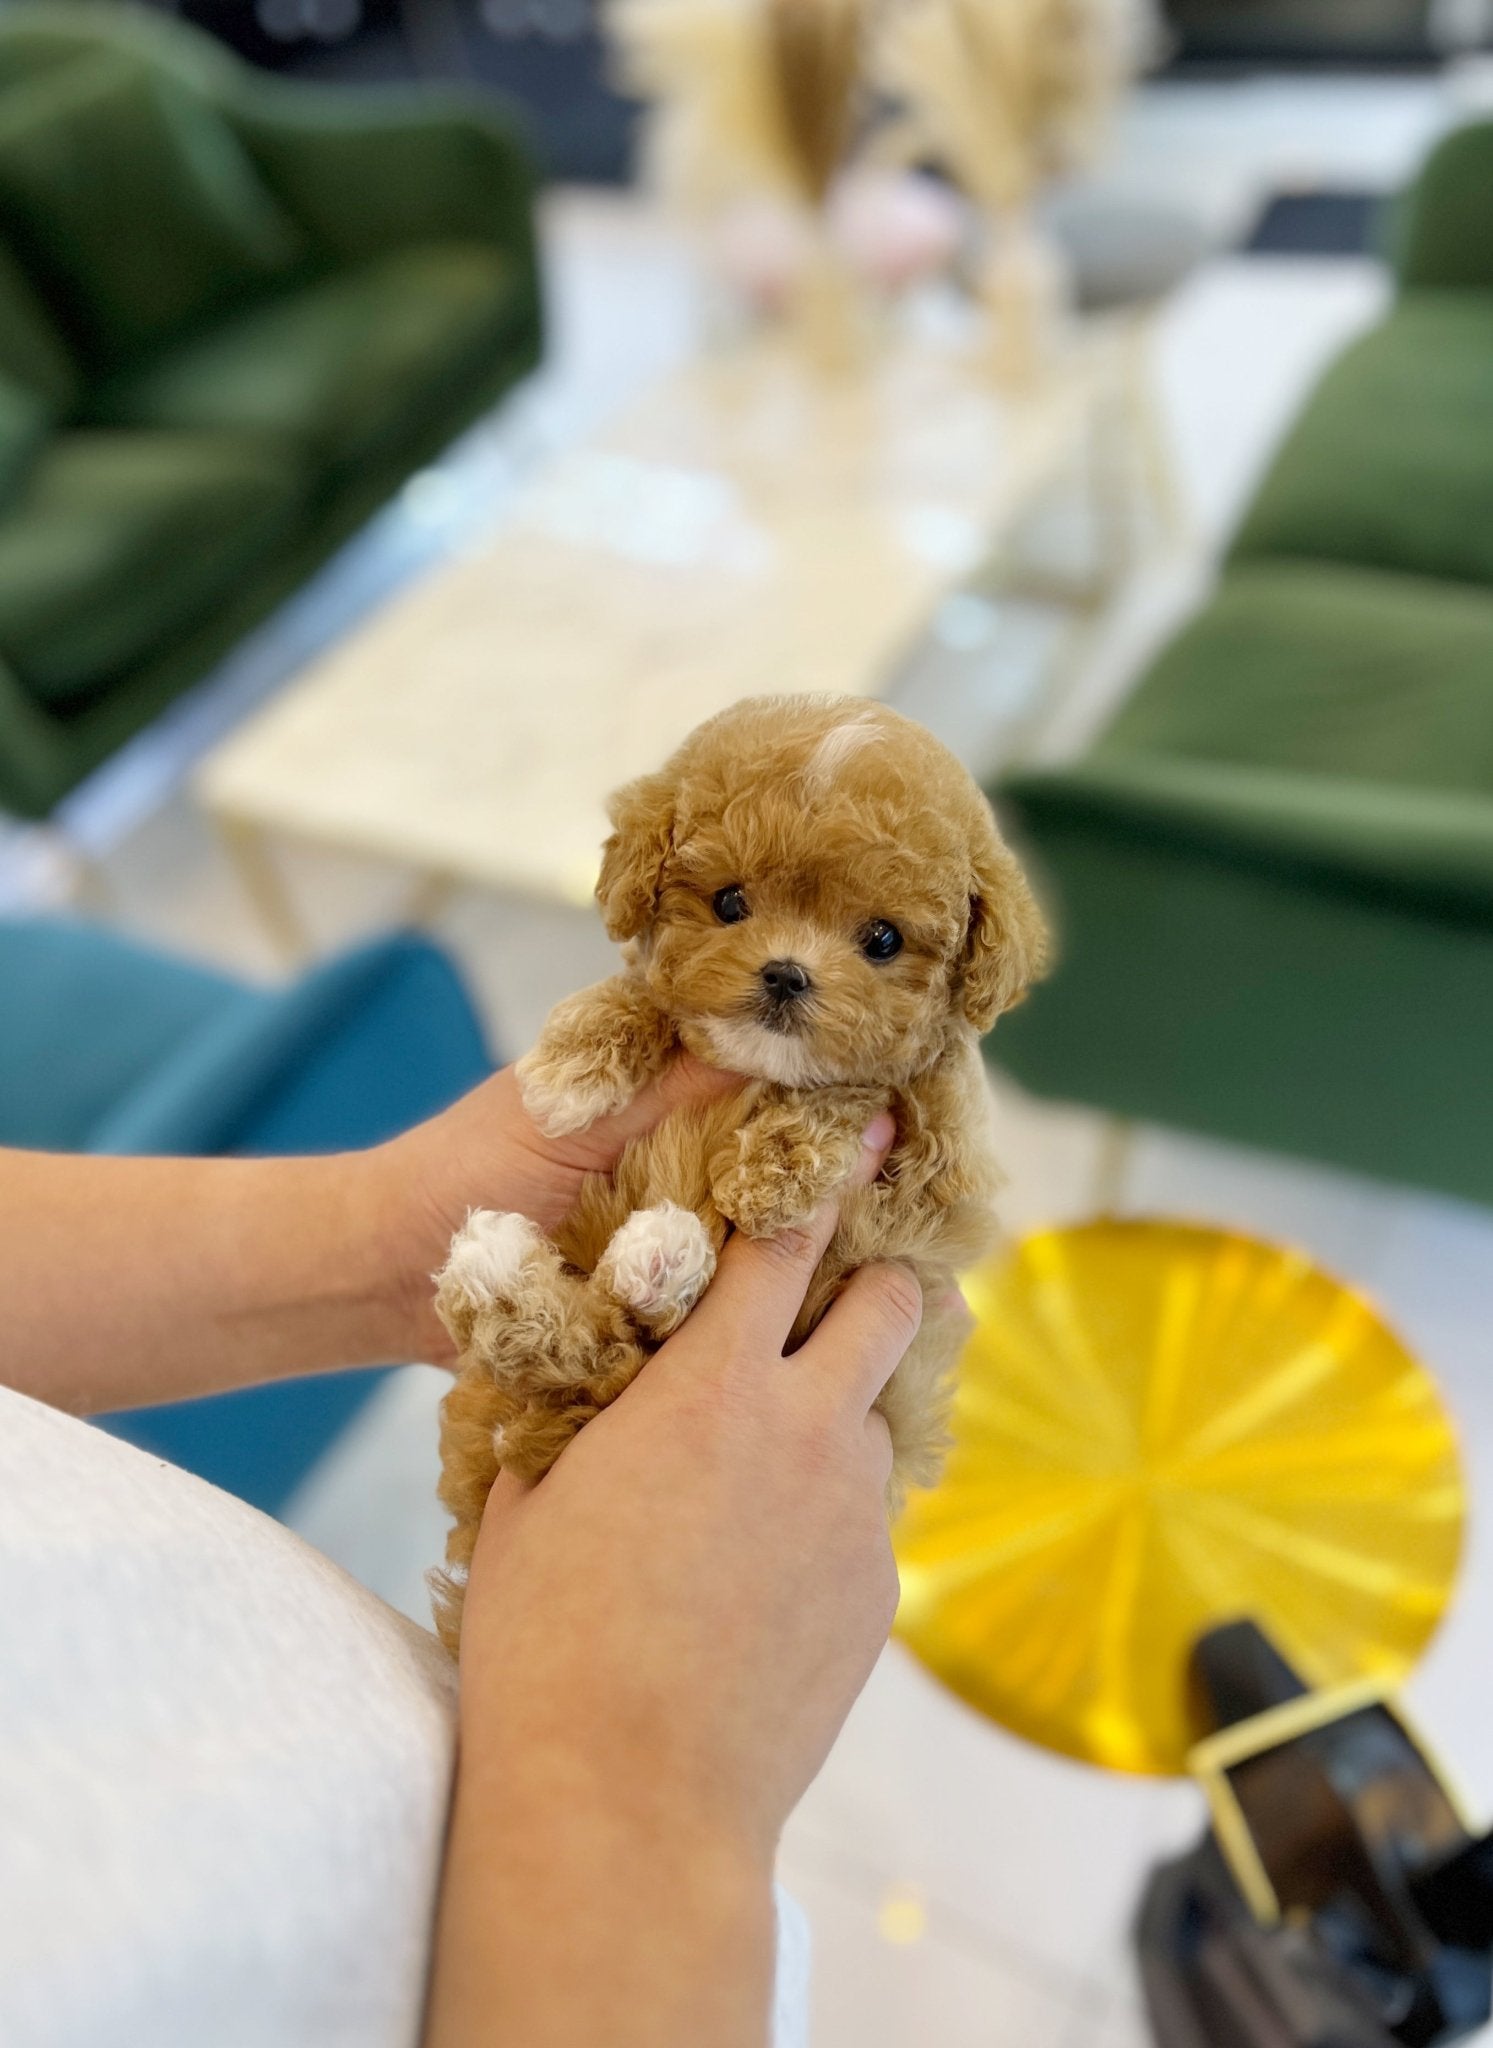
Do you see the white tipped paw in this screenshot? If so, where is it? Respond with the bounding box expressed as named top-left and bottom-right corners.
top-left (598, 1204), bottom-right (715, 1331)
top-left (514, 1051), bottom-right (627, 1138)
top-left (435, 1210), bottom-right (546, 1313)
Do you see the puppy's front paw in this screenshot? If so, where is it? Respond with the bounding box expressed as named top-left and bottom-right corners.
top-left (434, 1210), bottom-right (549, 1348)
top-left (516, 1046), bottom-right (634, 1138)
top-left (598, 1203), bottom-right (716, 1335)
top-left (515, 983), bottom-right (676, 1137)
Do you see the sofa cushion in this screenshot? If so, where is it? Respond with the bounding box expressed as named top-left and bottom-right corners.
top-left (1100, 559), bottom-right (1493, 800)
top-left (91, 241), bottom-right (521, 480)
top-left (0, 51), bottom-right (306, 368)
top-left (0, 429), bottom-right (304, 706)
top-left (0, 7), bottom-right (240, 91)
top-left (987, 778), bottom-right (1493, 1206)
top-left (1005, 561), bottom-right (1493, 923)
top-left (1232, 295), bottom-right (1493, 590)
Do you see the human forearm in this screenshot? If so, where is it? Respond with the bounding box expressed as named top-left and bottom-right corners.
top-left (0, 1147), bottom-right (415, 1413)
top-left (426, 1736), bottom-right (774, 2048)
top-left (0, 1058), bottom-right (742, 1418)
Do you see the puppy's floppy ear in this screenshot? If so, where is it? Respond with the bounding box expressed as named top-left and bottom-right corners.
top-left (957, 806), bottom-right (1049, 1032)
top-left (596, 768), bottom-right (675, 941)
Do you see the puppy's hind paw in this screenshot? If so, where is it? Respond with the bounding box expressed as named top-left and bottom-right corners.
top-left (710, 1145), bottom-right (823, 1240)
top-left (434, 1210), bottom-right (550, 1347)
top-left (597, 1203), bottom-right (716, 1336)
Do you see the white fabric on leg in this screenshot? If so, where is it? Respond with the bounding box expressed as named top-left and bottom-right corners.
top-left (0, 1385), bottom-right (813, 2048)
top-left (0, 1386), bottom-right (456, 2048)
top-left (773, 1883), bottom-right (813, 2048)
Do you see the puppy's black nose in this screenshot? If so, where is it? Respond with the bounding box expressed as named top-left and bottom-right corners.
top-left (760, 958), bottom-right (812, 1002)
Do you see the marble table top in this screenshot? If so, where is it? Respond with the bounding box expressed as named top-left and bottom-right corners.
top-left (197, 322), bottom-right (1119, 906)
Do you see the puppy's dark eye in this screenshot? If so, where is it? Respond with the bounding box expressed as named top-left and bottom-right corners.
top-left (861, 919), bottom-right (903, 963)
top-left (713, 885), bottom-right (750, 925)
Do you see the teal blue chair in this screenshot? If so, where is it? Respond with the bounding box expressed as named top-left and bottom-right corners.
top-left (0, 917), bottom-right (493, 1509)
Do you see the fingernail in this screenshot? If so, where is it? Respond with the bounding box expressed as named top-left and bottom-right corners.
top-left (861, 1112), bottom-right (896, 1156)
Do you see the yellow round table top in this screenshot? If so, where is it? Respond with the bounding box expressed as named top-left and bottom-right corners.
top-left (893, 1218), bottom-right (1466, 1776)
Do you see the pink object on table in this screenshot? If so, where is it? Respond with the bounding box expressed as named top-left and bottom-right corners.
top-left (711, 172), bottom-right (964, 313)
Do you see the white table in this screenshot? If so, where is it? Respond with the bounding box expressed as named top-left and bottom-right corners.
top-left (197, 282), bottom-right (1164, 952)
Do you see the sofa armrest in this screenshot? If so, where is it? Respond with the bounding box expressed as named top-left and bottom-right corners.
top-left (228, 86), bottom-right (540, 294)
top-left (1392, 119), bottom-right (1493, 293)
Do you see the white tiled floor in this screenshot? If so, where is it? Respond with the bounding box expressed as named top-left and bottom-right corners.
top-left (7, 71), bottom-right (1493, 2048)
top-left (782, 1645), bottom-right (1162, 1993)
top-left (779, 1857), bottom-right (1083, 2048)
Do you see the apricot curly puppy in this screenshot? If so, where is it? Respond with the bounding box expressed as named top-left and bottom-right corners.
top-left (431, 695), bottom-right (1047, 1651)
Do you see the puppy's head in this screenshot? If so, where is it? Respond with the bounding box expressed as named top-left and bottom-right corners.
top-left (597, 696), bottom-right (1047, 1086)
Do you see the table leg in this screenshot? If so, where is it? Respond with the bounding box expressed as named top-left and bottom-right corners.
top-left (402, 867), bottom-right (460, 931)
top-left (1120, 314), bottom-right (1190, 552)
top-left (217, 815), bottom-right (312, 962)
top-left (40, 827), bottom-right (116, 916)
top-left (69, 851), bottom-right (117, 917)
top-left (1087, 375), bottom-right (1144, 598)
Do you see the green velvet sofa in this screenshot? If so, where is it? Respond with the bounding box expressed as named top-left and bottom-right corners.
top-left (0, 5), bottom-right (541, 818)
top-left (988, 122), bottom-right (1493, 1209)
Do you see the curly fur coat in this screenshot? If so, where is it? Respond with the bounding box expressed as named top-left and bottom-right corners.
top-left (430, 695), bottom-right (1047, 1651)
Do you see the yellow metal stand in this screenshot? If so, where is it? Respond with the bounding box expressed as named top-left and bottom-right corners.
top-left (894, 1218), bottom-right (1466, 1776)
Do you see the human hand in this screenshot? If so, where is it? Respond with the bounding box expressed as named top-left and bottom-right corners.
top-left (456, 1111), bottom-right (914, 1865)
top-left (371, 1054), bottom-right (742, 1364)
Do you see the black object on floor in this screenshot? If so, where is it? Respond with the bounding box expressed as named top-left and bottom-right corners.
top-left (1136, 1620), bottom-right (1493, 2048)
top-left (1244, 189), bottom-right (1384, 257)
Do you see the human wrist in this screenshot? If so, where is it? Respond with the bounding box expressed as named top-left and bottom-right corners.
top-left (319, 1140), bottom-right (452, 1368)
top-left (432, 1733), bottom-right (776, 2048)
top-left (459, 1730), bottom-right (778, 1996)
top-left (457, 1556), bottom-right (783, 1873)
top-left (477, 1722), bottom-right (778, 1882)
